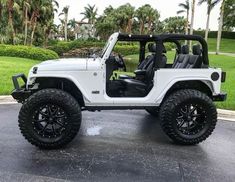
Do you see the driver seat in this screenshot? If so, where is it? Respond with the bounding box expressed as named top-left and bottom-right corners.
top-left (120, 44), bottom-right (167, 97)
top-left (119, 43), bottom-right (157, 80)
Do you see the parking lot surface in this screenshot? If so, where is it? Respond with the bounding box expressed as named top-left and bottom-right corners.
top-left (0, 104), bottom-right (235, 182)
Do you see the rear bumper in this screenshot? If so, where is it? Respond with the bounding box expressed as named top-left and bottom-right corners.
top-left (212, 93), bottom-right (227, 102)
top-left (11, 74), bottom-right (31, 103)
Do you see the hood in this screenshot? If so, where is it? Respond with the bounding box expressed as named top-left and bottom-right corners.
top-left (34, 58), bottom-right (91, 72)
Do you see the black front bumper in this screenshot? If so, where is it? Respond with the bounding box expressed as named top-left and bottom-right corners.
top-left (11, 74), bottom-right (31, 103)
top-left (212, 93), bottom-right (227, 102)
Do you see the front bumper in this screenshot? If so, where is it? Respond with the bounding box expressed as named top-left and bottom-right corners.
top-left (212, 93), bottom-right (227, 102)
top-left (11, 74), bottom-right (31, 103)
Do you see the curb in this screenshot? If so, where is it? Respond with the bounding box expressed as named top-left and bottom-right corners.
top-left (0, 96), bottom-right (235, 121)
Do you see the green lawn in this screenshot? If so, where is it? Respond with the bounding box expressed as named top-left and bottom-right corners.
top-left (0, 57), bottom-right (41, 95)
top-left (207, 38), bottom-right (235, 53)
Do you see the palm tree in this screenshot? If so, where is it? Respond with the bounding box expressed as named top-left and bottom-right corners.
top-left (59, 6), bottom-right (69, 41)
top-left (177, 0), bottom-right (190, 35)
top-left (68, 18), bottom-right (78, 39)
top-left (216, 0), bottom-right (226, 54)
top-left (21, 0), bottom-right (31, 45)
top-left (29, 0), bottom-right (53, 45)
top-left (198, 0), bottom-right (221, 41)
top-left (4, 0), bottom-right (20, 44)
top-left (0, 0), bottom-right (6, 23)
top-left (81, 4), bottom-right (97, 37)
top-left (135, 4), bottom-right (160, 34)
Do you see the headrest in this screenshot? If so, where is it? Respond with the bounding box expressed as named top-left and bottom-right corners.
top-left (148, 43), bottom-right (156, 52)
top-left (181, 45), bottom-right (189, 54)
top-left (192, 44), bottom-right (202, 55)
top-left (148, 43), bottom-right (166, 53)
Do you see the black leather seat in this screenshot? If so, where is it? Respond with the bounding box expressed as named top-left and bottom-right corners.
top-left (119, 43), bottom-right (167, 80)
top-left (119, 43), bottom-right (156, 80)
top-left (172, 44), bottom-right (202, 69)
top-left (172, 45), bottom-right (189, 68)
top-left (120, 44), bottom-right (167, 97)
top-left (188, 44), bottom-right (203, 68)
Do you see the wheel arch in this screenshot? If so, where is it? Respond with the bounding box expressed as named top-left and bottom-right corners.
top-left (33, 77), bottom-right (85, 107)
top-left (162, 80), bottom-right (213, 102)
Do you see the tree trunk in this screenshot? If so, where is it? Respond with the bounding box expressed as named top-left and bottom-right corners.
top-left (205, 11), bottom-right (211, 42)
top-left (127, 18), bottom-right (132, 34)
top-left (0, 3), bottom-right (3, 22)
top-left (186, 10), bottom-right (189, 35)
top-left (30, 18), bottom-right (37, 46)
top-left (216, 0), bottom-right (225, 55)
top-left (140, 21), bottom-right (144, 35)
top-left (147, 19), bottom-right (152, 34)
top-left (24, 7), bottom-right (28, 45)
top-left (185, 10), bottom-right (189, 44)
top-left (8, 0), bottom-right (16, 44)
top-left (190, 0), bottom-right (196, 48)
top-left (64, 13), bottom-right (68, 41)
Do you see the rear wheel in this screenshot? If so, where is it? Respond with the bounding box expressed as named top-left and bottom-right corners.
top-left (160, 89), bottom-right (217, 145)
top-left (19, 89), bottom-right (81, 149)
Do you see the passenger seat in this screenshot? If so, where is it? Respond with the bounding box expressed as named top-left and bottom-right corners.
top-left (172, 44), bottom-right (202, 69)
top-left (172, 45), bottom-right (190, 68)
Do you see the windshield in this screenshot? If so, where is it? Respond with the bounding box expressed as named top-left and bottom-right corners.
top-left (101, 35), bottom-right (114, 58)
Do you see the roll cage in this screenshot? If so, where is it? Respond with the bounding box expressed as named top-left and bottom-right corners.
top-left (117, 33), bottom-right (209, 68)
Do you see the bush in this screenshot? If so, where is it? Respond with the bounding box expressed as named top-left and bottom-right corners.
top-left (48, 40), bottom-right (105, 56)
top-left (0, 44), bottom-right (59, 61)
top-left (114, 45), bottom-right (140, 56)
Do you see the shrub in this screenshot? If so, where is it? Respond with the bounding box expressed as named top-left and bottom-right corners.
top-left (48, 40), bottom-right (105, 56)
top-left (114, 45), bottom-right (140, 56)
top-left (0, 44), bottom-right (59, 61)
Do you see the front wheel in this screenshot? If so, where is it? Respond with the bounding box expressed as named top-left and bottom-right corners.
top-left (160, 89), bottom-right (217, 145)
top-left (18, 89), bottom-right (81, 149)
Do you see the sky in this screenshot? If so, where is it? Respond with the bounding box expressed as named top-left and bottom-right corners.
top-left (55, 0), bottom-right (222, 31)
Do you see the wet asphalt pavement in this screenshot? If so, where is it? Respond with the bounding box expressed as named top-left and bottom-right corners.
top-left (0, 104), bottom-right (235, 182)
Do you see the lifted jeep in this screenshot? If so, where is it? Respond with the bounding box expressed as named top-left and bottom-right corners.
top-left (12, 33), bottom-right (227, 149)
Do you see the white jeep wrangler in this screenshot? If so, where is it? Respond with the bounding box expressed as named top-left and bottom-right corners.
top-left (12, 33), bottom-right (226, 149)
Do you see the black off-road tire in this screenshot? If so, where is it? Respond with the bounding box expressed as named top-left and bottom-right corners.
top-left (18, 89), bottom-right (81, 149)
top-left (146, 107), bottom-right (160, 117)
top-left (159, 89), bottom-right (217, 145)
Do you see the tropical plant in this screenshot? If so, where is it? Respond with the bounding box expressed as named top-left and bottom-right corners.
top-left (68, 18), bottom-right (79, 39)
top-left (163, 16), bottom-right (186, 33)
top-left (95, 6), bottom-right (117, 40)
top-left (116, 3), bottom-right (135, 33)
top-left (177, 0), bottom-right (190, 35)
top-left (135, 4), bottom-right (160, 34)
top-left (198, 0), bottom-right (221, 41)
top-left (223, 0), bottom-right (235, 31)
top-left (59, 5), bottom-right (69, 41)
top-left (81, 4), bottom-right (97, 37)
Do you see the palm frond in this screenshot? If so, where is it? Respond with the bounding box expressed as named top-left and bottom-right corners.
top-left (198, 0), bottom-right (208, 5)
top-left (177, 10), bottom-right (186, 14)
top-left (211, 0), bottom-right (221, 9)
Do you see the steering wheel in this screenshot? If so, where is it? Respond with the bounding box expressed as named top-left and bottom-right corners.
top-left (115, 54), bottom-right (126, 72)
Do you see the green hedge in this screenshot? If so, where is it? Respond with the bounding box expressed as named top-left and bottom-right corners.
top-left (48, 40), bottom-right (105, 56)
top-left (49, 39), bottom-right (175, 58)
top-left (0, 44), bottom-right (59, 61)
top-left (193, 31), bottom-right (235, 39)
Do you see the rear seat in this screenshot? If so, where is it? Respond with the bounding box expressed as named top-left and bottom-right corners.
top-left (172, 44), bottom-right (202, 69)
top-left (172, 45), bottom-right (190, 68)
